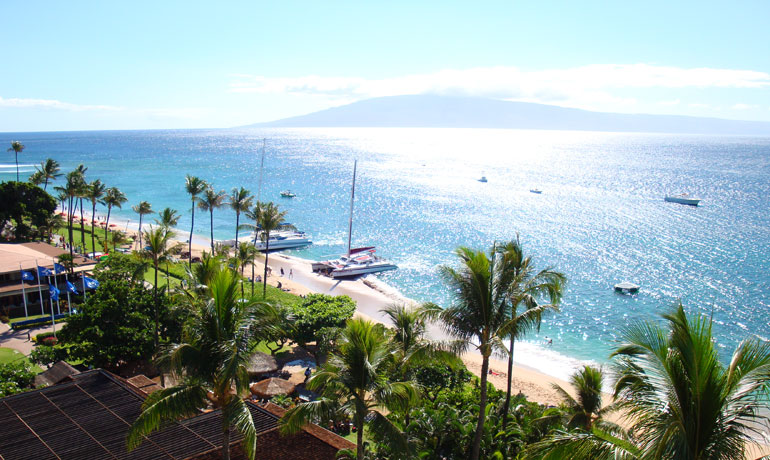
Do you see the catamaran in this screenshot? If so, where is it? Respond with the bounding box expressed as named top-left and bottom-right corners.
top-left (312, 161), bottom-right (397, 278)
top-left (664, 193), bottom-right (700, 206)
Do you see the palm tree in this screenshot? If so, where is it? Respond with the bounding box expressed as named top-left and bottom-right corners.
top-left (156, 207), bottom-right (182, 287)
top-left (256, 201), bottom-right (286, 297)
top-left (34, 158), bottom-right (62, 190)
top-left (245, 202), bottom-right (263, 246)
top-left (7, 141), bottom-right (24, 181)
top-left (99, 230), bottom-right (129, 253)
top-left (28, 170), bottom-right (44, 186)
top-left (127, 270), bottom-right (278, 460)
top-left (525, 304), bottom-right (770, 460)
top-left (381, 303), bottom-right (461, 427)
top-left (185, 175), bottom-right (207, 267)
top-left (54, 170), bottom-right (84, 262)
top-left (497, 237), bottom-right (565, 430)
top-left (86, 180), bottom-right (106, 255)
top-left (39, 214), bottom-right (64, 243)
top-left (544, 365), bottom-right (612, 432)
top-left (103, 187), bottom-right (128, 242)
top-left (132, 201), bottom-right (153, 250)
top-left (281, 318), bottom-right (419, 460)
top-left (430, 245), bottom-right (521, 460)
top-left (197, 185), bottom-right (227, 253)
top-left (141, 225), bottom-right (175, 350)
top-left (72, 164), bottom-right (89, 254)
top-left (234, 242), bottom-right (259, 298)
top-left (229, 187), bottom-right (253, 253)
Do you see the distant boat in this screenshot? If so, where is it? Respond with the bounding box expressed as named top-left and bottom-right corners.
top-left (280, 190), bottom-right (296, 198)
top-left (664, 194), bottom-right (700, 206)
top-left (614, 281), bottom-right (640, 294)
top-left (530, 189), bottom-right (542, 194)
top-left (478, 176), bottom-right (488, 183)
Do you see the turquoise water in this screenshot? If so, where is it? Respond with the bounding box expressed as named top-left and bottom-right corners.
top-left (3, 127), bottom-right (770, 364)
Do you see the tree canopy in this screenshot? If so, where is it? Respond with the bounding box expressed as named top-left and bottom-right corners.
top-left (0, 181), bottom-right (57, 240)
top-left (290, 293), bottom-right (356, 347)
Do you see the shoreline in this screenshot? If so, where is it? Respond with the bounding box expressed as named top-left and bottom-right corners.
top-left (59, 205), bottom-right (585, 405)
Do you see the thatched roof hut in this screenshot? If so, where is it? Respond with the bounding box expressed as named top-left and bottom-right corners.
top-left (247, 352), bottom-right (278, 377)
top-left (250, 377), bottom-right (296, 399)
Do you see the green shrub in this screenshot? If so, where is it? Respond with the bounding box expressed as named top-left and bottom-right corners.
top-left (42, 337), bottom-right (58, 347)
top-left (0, 362), bottom-right (35, 397)
top-left (35, 332), bottom-right (56, 343)
top-left (0, 315), bottom-right (9, 324)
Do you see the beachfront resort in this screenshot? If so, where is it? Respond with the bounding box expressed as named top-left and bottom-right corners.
top-left (1, 151), bottom-right (770, 460)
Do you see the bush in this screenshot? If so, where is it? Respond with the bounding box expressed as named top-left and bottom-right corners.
top-left (42, 337), bottom-right (58, 347)
top-left (0, 362), bottom-right (35, 397)
top-left (29, 346), bottom-right (56, 368)
top-left (35, 332), bottom-right (56, 343)
top-left (0, 315), bottom-right (9, 323)
top-left (290, 294), bottom-right (356, 348)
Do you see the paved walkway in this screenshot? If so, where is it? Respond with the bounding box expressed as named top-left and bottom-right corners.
top-left (0, 321), bottom-right (58, 356)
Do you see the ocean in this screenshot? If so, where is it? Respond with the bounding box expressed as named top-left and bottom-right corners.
top-left (3, 127), bottom-right (770, 368)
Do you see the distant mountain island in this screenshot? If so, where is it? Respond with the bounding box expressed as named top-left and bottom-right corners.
top-left (243, 95), bottom-right (770, 135)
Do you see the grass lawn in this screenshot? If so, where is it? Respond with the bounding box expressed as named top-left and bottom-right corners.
top-left (54, 224), bottom-right (107, 253)
top-left (254, 341), bottom-right (292, 359)
top-left (143, 267), bottom-right (183, 289)
top-left (0, 347), bottom-right (43, 373)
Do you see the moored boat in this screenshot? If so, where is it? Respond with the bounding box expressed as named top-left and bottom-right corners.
top-left (664, 194), bottom-right (700, 206)
top-left (530, 189), bottom-right (542, 194)
top-left (280, 190), bottom-right (296, 198)
top-left (614, 281), bottom-right (640, 294)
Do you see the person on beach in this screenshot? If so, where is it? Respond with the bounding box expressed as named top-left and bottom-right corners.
top-left (280, 267), bottom-right (285, 276)
top-left (289, 268), bottom-right (293, 279)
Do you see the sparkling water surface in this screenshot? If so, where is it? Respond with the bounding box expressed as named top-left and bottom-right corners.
top-left (3, 127), bottom-right (769, 366)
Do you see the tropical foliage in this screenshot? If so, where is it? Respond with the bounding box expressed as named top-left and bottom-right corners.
top-left (0, 181), bottom-right (57, 240)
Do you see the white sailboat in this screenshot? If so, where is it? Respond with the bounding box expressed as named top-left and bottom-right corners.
top-left (312, 161), bottom-right (397, 278)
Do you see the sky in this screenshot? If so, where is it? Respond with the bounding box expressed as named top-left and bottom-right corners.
top-left (2, 0), bottom-right (769, 131)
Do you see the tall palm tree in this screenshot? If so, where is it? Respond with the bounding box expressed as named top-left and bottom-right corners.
top-left (127, 270), bottom-right (278, 460)
top-left (103, 187), bottom-right (128, 242)
top-left (281, 318), bottom-right (419, 460)
top-left (69, 164), bottom-right (89, 255)
top-left (197, 185), bottom-right (227, 253)
top-left (256, 201), bottom-right (286, 297)
top-left (7, 141), bottom-right (24, 181)
top-left (234, 242), bottom-right (259, 298)
top-left (525, 304), bottom-right (770, 460)
top-left (156, 207), bottom-right (182, 286)
top-left (132, 200), bottom-right (154, 250)
top-left (28, 170), bottom-right (44, 186)
top-left (54, 170), bottom-right (84, 262)
top-left (229, 187), bottom-right (253, 253)
top-left (245, 202), bottom-right (263, 246)
top-left (185, 175), bottom-right (207, 267)
top-left (86, 179), bottom-right (106, 255)
top-left (497, 237), bottom-right (565, 429)
top-left (34, 158), bottom-right (62, 190)
top-left (381, 303), bottom-right (461, 427)
top-left (430, 245), bottom-right (521, 460)
top-left (141, 225), bottom-right (175, 350)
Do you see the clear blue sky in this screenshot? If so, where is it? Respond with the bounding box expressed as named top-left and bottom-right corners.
top-left (2, 0), bottom-right (769, 131)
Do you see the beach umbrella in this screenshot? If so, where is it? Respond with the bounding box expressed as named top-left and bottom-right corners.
top-left (246, 352), bottom-right (278, 377)
top-left (250, 377), bottom-right (296, 399)
top-left (109, 223), bottom-right (117, 227)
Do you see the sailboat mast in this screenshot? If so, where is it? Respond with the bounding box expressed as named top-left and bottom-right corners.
top-left (346, 160), bottom-right (357, 257)
top-left (256, 138), bottom-right (266, 203)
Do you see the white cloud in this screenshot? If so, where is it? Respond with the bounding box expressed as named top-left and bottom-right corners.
top-left (0, 96), bottom-right (206, 119)
top-left (229, 64), bottom-right (770, 113)
top-left (731, 103), bottom-right (758, 110)
top-left (689, 103), bottom-right (710, 108)
top-left (658, 99), bottom-right (681, 106)
top-left (0, 96), bottom-right (120, 112)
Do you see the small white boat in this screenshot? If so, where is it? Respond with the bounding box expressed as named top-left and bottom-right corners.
top-left (664, 194), bottom-right (700, 206)
top-left (530, 189), bottom-right (542, 194)
top-left (478, 176), bottom-right (488, 183)
top-left (253, 230), bottom-right (311, 251)
top-left (280, 190), bottom-right (296, 198)
top-left (614, 281), bottom-right (640, 294)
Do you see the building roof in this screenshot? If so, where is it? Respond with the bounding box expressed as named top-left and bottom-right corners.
top-left (0, 242), bottom-right (96, 274)
top-left (0, 369), bottom-right (353, 460)
top-left (33, 361), bottom-right (80, 388)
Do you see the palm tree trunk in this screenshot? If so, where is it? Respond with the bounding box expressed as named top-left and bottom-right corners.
top-left (209, 209), bottom-right (214, 252)
top-left (91, 202), bottom-right (97, 257)
top-left (166, 260), bottom-right (170, 288)
top-left (222, 426), bottom-right (231, 460)
top-left (356, 418), bottom-right (364, 460)
top-left (15, 152), bottom-right (19, 182)
top-left (471, 355), bottom-right (490, 460)
top-left (153, 260), bottom-right (159, 349)
top-left (189, 200), bottom-right (195, 267)
top-left (502, 337), bottom-right (514, 430)
top-left (67, 197), bottom-right (75, 263)
top-left (251, 263), bottom-right (255, 297)
top-left (262, 235), bottom-right (270, 298)
top-left (234, 213), bottom-right (239, 255)
top-left (44, 176), bottom-right (48, 190)
top-left (104, 206), bottom-right (111, 241)
top-left (138, 215), bottom-right (143, 250)
top-left (79, 198), bottom-right (86, 253)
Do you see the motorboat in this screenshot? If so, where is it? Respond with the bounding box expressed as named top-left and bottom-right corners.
top-left (530, 189), bottom-right (542, 194)
top-left (312, 161), bottom-right (397, 278)
top-left (664, 194), bottom-right (700, 206)
top-left (280, 190), bottom-right (296, 198)
top-left (614, 281), bottom-right (640, 294)
top-left (313, 247), bottom-right (397, 278)
top-left (252, 230), bottom-right (311, 251)
top-left (478, 176), bottom-right (488, 183)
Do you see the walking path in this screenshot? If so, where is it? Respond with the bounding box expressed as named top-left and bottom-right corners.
top-left (0, 322), bottom-right (57, 356)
